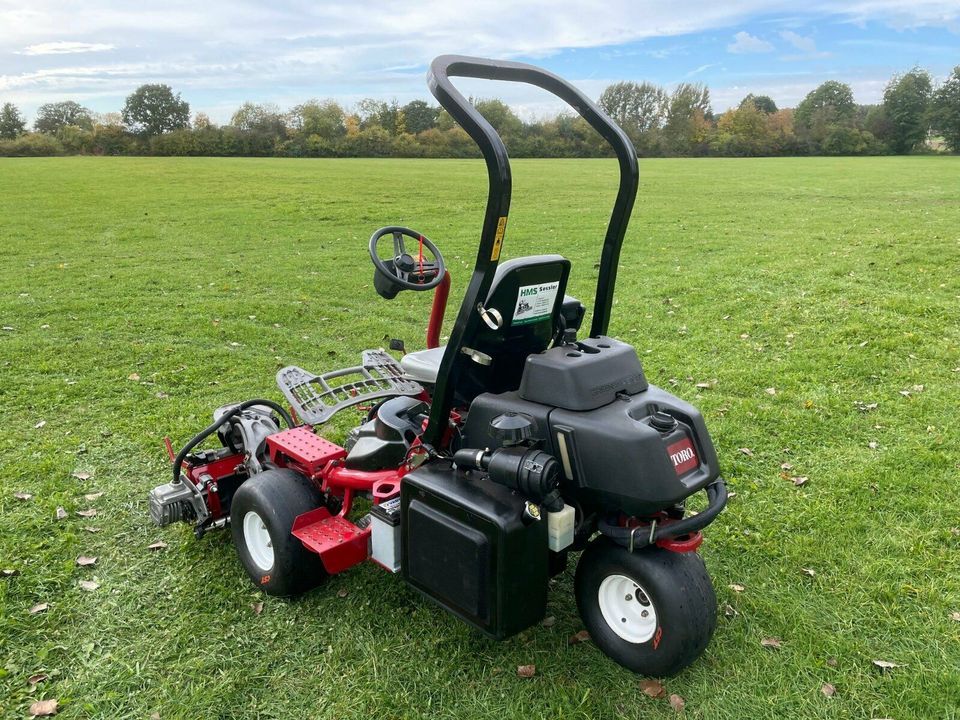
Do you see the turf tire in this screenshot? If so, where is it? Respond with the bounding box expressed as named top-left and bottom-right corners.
top-left (230, 468), bottom-right (329, 597)
top-left (574, 536), bottom-right (717, 677)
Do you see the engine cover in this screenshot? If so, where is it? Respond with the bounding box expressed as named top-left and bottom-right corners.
top-left (463, 384), bottom-right (720, 517)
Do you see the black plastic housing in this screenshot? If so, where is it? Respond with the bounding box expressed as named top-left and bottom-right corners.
top-left (400, 460), bottom-right (548, 639)
top-left (463, 383), bottom-right (720, 517)
top-left (519, 335), bottom-right (647, 411)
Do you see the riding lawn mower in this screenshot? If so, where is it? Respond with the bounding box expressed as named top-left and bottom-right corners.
top-left (149, 55), bottom-right (728, 677)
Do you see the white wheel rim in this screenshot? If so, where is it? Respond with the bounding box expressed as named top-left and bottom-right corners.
top-left (242, 510), bottom-right (274, 571)
top-left (598, 573), bottom-right (658, 643)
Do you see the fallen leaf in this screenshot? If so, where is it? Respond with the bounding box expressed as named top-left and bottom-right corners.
top-left (764, 387), bottom-right (777, 396)
top-left (29, 699), bottom-right (58, 716)
top-left (791, 476), bottom-right (809, 487)
top-left (541, 615), bottom-right (556, 628)
top-left (738, 447), bottom-right (754, 457)
top-left (868, 441), bottom-right (878, 450)
top-left (780, 462), bottom-right (794, 470)
top-left (83, 492), bottom-right (104, 502)
top-left (821, 683), bottom-right (836, 697)
top-left (83, 526), bottom-right (101, 533)
top-left (76, 509), bottom-right (97, 518)
top-left (826, 656), bottom-right (838, 667)
top-left (516, 664), bottom-right (536, 678)
top-left (729, 583), bottom-right (745, 592)
top-left (854, 401), bottom-right (878, 412)
top-left (148, 541), bottom-right (168, 551)
top-left (669, 693), bottom-right (686, 711)
top-left (250, 601), bottom-right (263, 615)
top-left (950, 612), bottom-right (960, 622)
top-left (911, 384), bottom-right (925, 393)
top-left (336, 588), bottom-right (349, 598)
top-left (801, 568), bottom-right (816, 577)
top-left (29, 602), bottom-right (49, 614)
top-left (695, 379), bottom-right (717, 389)
top-left (55, 507), bottom-right (67, 521)
top-left (14, 492), bottom-right (33, 501)
top-left (872, 659), bottom-right (901, 671)
top-left (71, 471), bottom-right (92, 481)
top-left (76, 555), bottom-right (97, 567)
top-left (568, 630), bottom-right (591, 645)
top-left (28, 673), bottom-right (48, 685)
top-left (127, 373), bottom-right (141, 381)
top-left (3, 568), bottom-right (20, 577)
top-left (155, 391), bottom-right (169, 399)
top-left (35, 420), bottom-right (47, 429)
top-left (760, 637), bottom-right (783, 649)
top-left (898, 389), bottom-right (911, 397)
top-left (640, 679), bottom-right (665, 698)
top-left (723, 603), bottom-right (739, 618)
top-left (78, 580), bottom-right (100, 592)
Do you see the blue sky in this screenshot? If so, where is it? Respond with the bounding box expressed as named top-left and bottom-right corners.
top-left (1, 1), bottom-right (958, 124)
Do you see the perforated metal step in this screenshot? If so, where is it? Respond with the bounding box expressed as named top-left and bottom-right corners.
top-left (277, 349), bottom-right (423, 426)
top-left (291, 507), bottom-right (370, 574)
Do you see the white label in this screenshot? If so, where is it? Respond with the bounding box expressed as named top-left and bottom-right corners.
top-left (513, 281), bottom-right (559, 325)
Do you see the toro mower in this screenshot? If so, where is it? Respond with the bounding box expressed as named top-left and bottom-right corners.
top-left (149, 55), bottom-right (727, 677)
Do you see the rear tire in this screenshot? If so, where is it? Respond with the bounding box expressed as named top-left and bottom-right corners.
top-left (230, 468), bottom-right (329, 597)
top-left (574, 537), bottom-right (716, 676)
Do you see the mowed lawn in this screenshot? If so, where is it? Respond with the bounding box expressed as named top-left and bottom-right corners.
top-left (1, 156), bottom-right (958, 719)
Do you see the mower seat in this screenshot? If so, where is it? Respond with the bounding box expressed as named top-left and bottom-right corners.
top-left (400, 345), bottom-right (446, 384)
top-left (400, 255), bottom-right (571, 388)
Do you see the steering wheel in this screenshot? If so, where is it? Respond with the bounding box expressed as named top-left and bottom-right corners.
top-left (369, 226), bottom-right (446, 293)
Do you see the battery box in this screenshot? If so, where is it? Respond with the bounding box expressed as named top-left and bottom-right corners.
top-left (400, 460), bottom-right (548, 639)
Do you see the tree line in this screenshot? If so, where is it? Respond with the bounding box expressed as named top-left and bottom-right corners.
top-left (1, 66), bottom-right (959, 158)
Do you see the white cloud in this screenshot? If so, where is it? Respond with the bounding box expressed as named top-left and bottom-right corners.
top-left (20, 41), bottom-right (115, 55)
top-left (727, 31), bottom-right (775, 54)
top-left (0, 1), bottom-right (957, 120)
top-left (686, 63), bottom-right (719, 77)
top-left (779, 31), bottom-right (817, 53)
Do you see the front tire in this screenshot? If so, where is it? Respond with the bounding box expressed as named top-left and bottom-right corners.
top-left (230, 468), bottom-right (329, 597)
top-left (574, 537), bottom-right (717, 676)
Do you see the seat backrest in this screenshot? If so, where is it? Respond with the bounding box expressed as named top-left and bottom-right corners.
top-left (456, 254), bottom-right (571, 400)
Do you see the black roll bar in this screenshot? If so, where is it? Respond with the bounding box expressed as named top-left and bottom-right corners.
top-left (422, 55), bottom-right (639, 446)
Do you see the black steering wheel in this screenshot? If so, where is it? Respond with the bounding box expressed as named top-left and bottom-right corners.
top-left (368, 226), bottom-right (446, 296)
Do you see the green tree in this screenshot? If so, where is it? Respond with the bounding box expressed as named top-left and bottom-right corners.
top-left (664, 83), bottom-right (711, 155)
top-left (598, 81), bottom-right (667, 153)
top-left (230, 102), bottom-right (287, 135)
top-left (881, 68), bottom-right (932, 153)
top-left (930, 65), bottom-right (960, 153)
top-left (402, 100), bottom-right (438, 134)
top-left (739, 94), bottom-right (777, 114)
top-left (289, 100), bottom-right (345, 140)
top-left (472, 98), bottom-right (523, 139)
top-left (34, 101), bottom-right (93, 133)
top-left (794, 81), bottom-right (855, 147)
top-left (122, 84), bottom-right (190, 136)
top-left (0, 102), bottom-right (27, 139)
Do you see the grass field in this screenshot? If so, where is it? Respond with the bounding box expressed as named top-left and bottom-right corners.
top-left (1, 156), bottom-right (958, 719)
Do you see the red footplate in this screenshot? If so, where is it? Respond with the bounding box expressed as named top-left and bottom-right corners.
top-left (266, 426), bottom-right (346, 474)
top-left (291, 507), bottom-right (370, 574)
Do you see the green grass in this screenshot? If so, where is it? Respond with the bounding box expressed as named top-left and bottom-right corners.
top-left (1, 156), bottom-right (958, 719)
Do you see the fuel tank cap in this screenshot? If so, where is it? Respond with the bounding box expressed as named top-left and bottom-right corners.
top-left (649, 411), bottom-right (678, 432)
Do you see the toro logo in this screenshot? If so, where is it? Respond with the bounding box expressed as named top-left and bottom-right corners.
top-left (666, 437), bottom-right (699, 476)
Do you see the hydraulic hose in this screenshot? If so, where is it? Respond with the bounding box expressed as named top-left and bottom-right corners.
top-left (598, 480), bottom-right (728, 551)
top-left (171, 399), bottom-right (294, 490)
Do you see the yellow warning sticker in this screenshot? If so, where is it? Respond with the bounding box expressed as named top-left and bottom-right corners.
top-left (491, 216), bottom-right (507, 260)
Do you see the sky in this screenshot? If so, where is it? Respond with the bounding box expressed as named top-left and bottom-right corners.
top-left (1, 1), bottom-right (958, 124)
